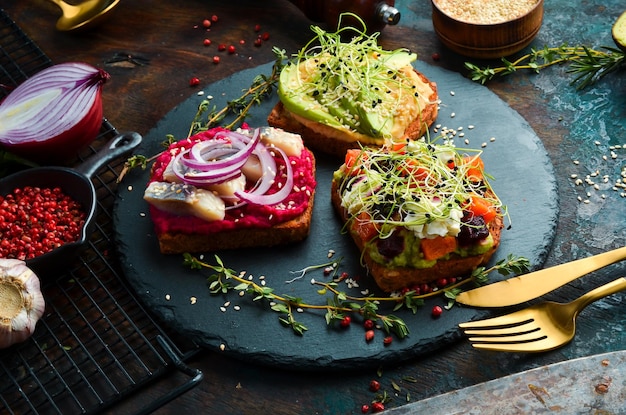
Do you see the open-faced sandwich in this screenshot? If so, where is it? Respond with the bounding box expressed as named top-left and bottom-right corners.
top-left (143, 126), bottom-right (316, 254)
top-left (268, 24), bottom-right (439, 157)
top-left (331, 139), bottom-right (504, 292)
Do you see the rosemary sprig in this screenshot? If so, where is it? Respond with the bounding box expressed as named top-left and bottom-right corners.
top-left (183, 253), bottom-right (530, 339)
top-left (465, 44), bottom-right (625, 90)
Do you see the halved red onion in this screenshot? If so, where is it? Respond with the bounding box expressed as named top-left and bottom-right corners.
top-left (0, 62), bottom-right (109, 163)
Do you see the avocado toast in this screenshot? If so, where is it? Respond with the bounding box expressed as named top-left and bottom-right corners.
top-left (268, 23), bottom-right (439, 157)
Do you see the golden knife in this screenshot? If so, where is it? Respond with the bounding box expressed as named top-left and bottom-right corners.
top-left (455, 245), bottom-right (626, 307)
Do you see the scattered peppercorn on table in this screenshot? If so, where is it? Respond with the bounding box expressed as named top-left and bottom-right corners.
top-left (3, 1), bottom-right (625, 414)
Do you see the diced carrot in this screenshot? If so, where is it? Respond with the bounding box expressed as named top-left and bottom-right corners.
top-left (397, 158), bottom-right (429, 181)
top-left (345, 149), bottom-right (366, 175)
top-left (351, 212), bottom-right (379, 242)
top-left (463, 155), bottom-right (484, 182)
top-left (390, 140), bottom-right (408, 153)
top-left (420, 235), bottom-right (457, 261)
top-left (467, 195), bottom-right (498, 223)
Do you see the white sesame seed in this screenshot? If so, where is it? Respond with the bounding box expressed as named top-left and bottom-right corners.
top-left (220, 307), bottom-right (226, 312)
top-left (220, 344), bottom-right (226, 351)
top-left (234, 305), bottom-right (241, 311)
top-left (190, 297), bottom-right (197, 305)
top-left (165, 294), bottom-right (171, 301)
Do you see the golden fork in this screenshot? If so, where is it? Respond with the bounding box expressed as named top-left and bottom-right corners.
top-left (459, 277), bottom-right (626, 352)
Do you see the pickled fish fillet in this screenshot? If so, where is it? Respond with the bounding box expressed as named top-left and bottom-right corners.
top-left (144, 181), bottom-right (225, 222)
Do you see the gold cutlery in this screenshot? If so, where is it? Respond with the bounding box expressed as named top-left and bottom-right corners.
top-left (458, 277), bottom-right (626, 352)
top-left (455, 246), bottom-right (626, 307)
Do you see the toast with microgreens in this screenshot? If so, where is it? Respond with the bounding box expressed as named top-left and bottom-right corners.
top-left (331, 139), bottom-right (504, 293)
top-left (143, 126), bottom-right (316, 254)
top-left (267, 23), bottom-right (439, 157)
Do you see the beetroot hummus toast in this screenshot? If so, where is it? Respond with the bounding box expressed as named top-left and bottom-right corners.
top-left (143, 126), bottom-right (316, 254)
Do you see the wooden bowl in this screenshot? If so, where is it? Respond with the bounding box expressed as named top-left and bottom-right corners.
top-left (431, 0), bottom-right (544, 59)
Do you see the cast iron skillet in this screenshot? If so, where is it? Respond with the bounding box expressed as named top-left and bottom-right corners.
top-left (0, 131), bottom-right (142, 277)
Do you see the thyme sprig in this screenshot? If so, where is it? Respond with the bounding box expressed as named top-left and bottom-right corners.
top-left (189, 46), bottom-right (288, 134)
top-left (183, 252), bottom-right (530, 339)
top-left (465, 44), bottom-right (625, 90)
top-left (117, 47), bottom-right (287, 183)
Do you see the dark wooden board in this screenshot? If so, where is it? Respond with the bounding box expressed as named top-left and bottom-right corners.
top-left (113, 61), bottom-right (559, 371)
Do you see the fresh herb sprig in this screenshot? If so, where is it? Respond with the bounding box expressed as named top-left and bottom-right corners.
top-left (117, 47), bottom-right (287, 183)
top-left (465, 44), bottom-right (625, 90)
top-left (189, 46), bottom-right (288, 134)
top-left (183, 253), bottom-right (530, 339)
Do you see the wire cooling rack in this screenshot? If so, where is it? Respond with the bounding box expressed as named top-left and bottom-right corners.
top-left (0, 9), bottom-right (202, 415)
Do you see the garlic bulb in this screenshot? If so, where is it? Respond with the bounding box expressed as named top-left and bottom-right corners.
top-left (0, 259), bottom-right (45, 349)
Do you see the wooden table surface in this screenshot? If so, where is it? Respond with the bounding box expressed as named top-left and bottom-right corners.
top-left (3, 1), bottom-right (625, 414)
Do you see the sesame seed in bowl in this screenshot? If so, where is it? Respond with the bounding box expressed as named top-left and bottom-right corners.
top-left (431, 0), bottom-right (544, 59)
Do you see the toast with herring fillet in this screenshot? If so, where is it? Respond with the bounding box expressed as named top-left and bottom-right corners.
top-left (268, 68), bottom-right (439, 158)
top-left (267, 22), bottom-right (439, 157)
top-left (143, 127), bottom-right (317, 254)
top-left (331, 142), bottom-right (504, 293)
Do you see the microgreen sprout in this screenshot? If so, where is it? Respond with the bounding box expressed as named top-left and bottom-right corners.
top-left (286, 257), bottom-right (343, 283)
top-left (183, 252), bottom-right (529, 339)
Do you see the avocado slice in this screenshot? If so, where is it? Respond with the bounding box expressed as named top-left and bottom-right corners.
top-left (277, 49), bottom-right (418, 138)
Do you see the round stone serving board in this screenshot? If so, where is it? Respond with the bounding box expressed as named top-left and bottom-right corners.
top-left (113, 61), bottom-right (559, 371)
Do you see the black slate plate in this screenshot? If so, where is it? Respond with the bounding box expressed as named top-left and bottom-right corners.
top-left (114, 61), bottom-right (558, 371)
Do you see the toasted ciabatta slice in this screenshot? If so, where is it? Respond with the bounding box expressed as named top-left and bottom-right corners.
top-left (267, 23), bottom-right (439, 158)
top-left (143, 127), bottom-right (316, 254)
top-left (331, 141), bottom-right (504, 293)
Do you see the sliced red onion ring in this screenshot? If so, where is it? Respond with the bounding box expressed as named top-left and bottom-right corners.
top-left (171, 128), bottom-right (296, 206)
top-left (235, 146), bottom-right (294, 206)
